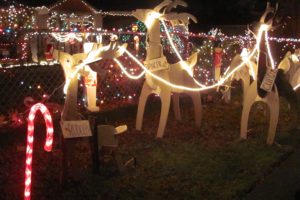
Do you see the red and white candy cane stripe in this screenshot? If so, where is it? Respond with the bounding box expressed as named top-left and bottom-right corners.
top-left (24, 103), bottom-right (54, 200)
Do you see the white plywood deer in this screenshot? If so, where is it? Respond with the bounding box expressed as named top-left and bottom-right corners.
top-left (52, 40), bottom-right (127, 120)
top-left (278, 50), bottom-right (300, 89)
top-left (240, 3), bottom-right (280, 145)
top-left (222, 51), bottom-right (257, 103)
top-left (132, 0), bottom-right (202, 138)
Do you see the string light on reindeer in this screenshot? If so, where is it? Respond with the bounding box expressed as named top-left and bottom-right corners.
top-left (108, 5), bottom-right (262, 92)
top-left (117, 44), bottom-right (258, 92)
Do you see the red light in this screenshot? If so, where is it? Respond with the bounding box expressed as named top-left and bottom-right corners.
top-left (24, 103), bottom-right (54, 200)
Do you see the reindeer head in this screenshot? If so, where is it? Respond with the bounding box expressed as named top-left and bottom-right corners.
top-left (259, 2), bottom-right (286, 31)
top-left (52, 50), bottom-right (75, 69)
top-left (132, 0), bottom-right (197, 29)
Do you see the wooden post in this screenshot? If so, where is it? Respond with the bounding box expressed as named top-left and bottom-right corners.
top-left (88, 113), bottom-right (100, 173)
top-left (60, 132), bottom-right (67, 185)
top-left (59, 119), bottom-right (96, 185)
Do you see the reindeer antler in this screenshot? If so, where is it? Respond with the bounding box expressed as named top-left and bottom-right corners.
top-left (259, 2), bottom-right (278, 25)
top-left (157, 0), bottom-right (197, 26)
top-left (247, 24), bottom-right (257, 39)
top-left (163, 0), bottom-right (188, 13)
top-left (154, 0), bottom-right (173, 12)
top-left (161, 12), bottom-right (197, 26)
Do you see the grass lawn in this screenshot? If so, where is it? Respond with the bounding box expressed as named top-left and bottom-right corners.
top-left (0, 89), bottom-right (298, 200)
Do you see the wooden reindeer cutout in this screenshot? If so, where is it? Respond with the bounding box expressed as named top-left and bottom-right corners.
top-left (132, 0), bottom-right (201, 138)
top-left (240, 2), bottom-right (280, 145)
top-left (276, 50), bottom-right (300, 128)
top-left (222, 50), bottom-right (257, 103)
top-left (278, 49), bottom-right (300, 89)
top-left (52, 40), bottom-right (127, 120)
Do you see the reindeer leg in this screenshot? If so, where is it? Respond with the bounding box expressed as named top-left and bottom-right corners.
top-left (157, 89), bottom-right (171, 138)
top-left (172, 93), bottom-right (181, 121)
top-left (266, 91), bottom-right (279, 145)
top-left (86, 85), bottom-right (99, 112)
top-left (240, 82), bottom-right (257, 140)
top-left (136, 82), bottom-right (153, 131)
top-left (242, 75), bottom-right (250, 102)
top-left (188, 91), bottom-right (202, 128)
top-left (85, 72), bottom-right (99, 112)
top-left (62, 76), bottom-right (80, 120)
top-left (224, 85), bottom-right (231, 104)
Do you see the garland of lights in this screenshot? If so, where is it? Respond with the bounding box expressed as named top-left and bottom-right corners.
top-left (0, 28), bottom-right (299, 69)
top-left (51, 32), bottom-right (83, 42)
top-left (97, 11), bottom-right (133, 17)
top-left (47, 12), bottom-right (94, 32)
top-left (0, 61), bottom-right (58, 69)
top-left (1, 7), bottom-right (300, 90)
top-left (107, 22), bottom-right (276, 92)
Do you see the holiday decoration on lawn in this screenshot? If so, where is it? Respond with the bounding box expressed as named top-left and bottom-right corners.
top-left (2, 0), bottom-right (300, 146)
top-left (222, 48), bottom-right (257, 103)
top-left (52, 39), bottom-right (127, 120)
top-left (240, 3), bottom-right (280, 145)
top-left (24, 103), bottom-right (54, 200)
top-left (279, 49), bottom-right (300, 90)
top-left (213, 40), bottom-right (223, 81)
top-left (132, 0), bottom-right (202, 138)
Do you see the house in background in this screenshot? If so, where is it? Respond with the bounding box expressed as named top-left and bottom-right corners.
top-left (30, 0), bottom-right (104, 62)
top-left (0, 0), bottom-right (105, 64)
top-left (35, 0), bottom-right (103, 31)
top-left (0, 3), bottom-right (34, 64)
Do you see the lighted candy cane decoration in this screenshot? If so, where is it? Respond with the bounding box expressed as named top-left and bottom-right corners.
top-left (24, 103), bottom-right (54, 200)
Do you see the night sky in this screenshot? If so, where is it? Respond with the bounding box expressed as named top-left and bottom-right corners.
top-left (12, 0), bottom-right (283, 31)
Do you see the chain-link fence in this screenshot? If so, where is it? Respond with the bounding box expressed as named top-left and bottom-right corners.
top-left (0, 62), bottom-right (144, 116)
top-left (0, 65), bottom-right (65, 114)
top-left (0, 36), bottom-right (296, 118)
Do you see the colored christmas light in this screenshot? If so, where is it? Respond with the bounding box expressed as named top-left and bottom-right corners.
top-left (24, 103), bottom-right (54, 200)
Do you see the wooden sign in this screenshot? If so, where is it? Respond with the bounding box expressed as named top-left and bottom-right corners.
top-left (61, 120), bottom-right (92, 138)
top-left (260, 68), bottom-right (278, 92)
top-left (144, 56), bottom-right (169, 72)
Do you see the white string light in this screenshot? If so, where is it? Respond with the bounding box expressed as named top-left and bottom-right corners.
top-left (97, 11), bottom-right (133, 17)
top-left (265, 29), bottom-right (276, 69)
top-left (113, 58), bottom-right (146, 79)
top-left (118, 45), bottom-right (258, 92)
top-left (294, 84), bottom-right (300, 90)
top-left (63, 56), bottom-right (103, 94)
top-left (110, 21), bottom-right (281, 92)
top-left (51, 32), bottom-right (83, 42)
top-left (160, 20), bottom-right (194, 76)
